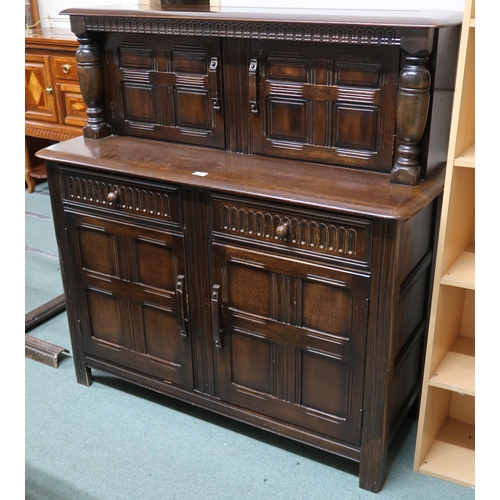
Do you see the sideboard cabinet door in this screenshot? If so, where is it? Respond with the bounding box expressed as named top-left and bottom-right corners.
top-left (64, 210), bottom-right (194, 388)
top-left (104, 34), bottom-right (225, 149)
top-left (250, 40), bottom-right (398, 172)
top-left (211, 242), bottom-right (369, 445)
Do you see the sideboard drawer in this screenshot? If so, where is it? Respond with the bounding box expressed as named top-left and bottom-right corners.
top-left (211, 194), bottom-right (372, 269)
top-left (52, 56), bottom-right (79, 81)
top-left (60, 166), bottom-right (183, 227)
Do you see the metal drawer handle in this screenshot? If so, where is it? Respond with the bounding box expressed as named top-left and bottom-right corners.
top-left (106, 190), bottom-right (119, 205)
top-left (45, 86), bottom-right (53, 95)
top-left (276, 223), bottom-right (289, 239)
top-left (61, 63), bottom-right (72, 74)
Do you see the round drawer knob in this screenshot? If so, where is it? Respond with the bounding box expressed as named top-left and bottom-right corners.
top-left (61, 64), bottom-right (72, 74)
top-left (107, 190), bottom-right (119, 205)
top-left (276, 223), bottom-right (289, 239)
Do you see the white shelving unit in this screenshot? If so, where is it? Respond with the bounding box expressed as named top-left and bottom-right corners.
top-left (414, 0), bottom-right (475, 489)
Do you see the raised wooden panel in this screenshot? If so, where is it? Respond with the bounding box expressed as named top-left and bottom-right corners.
top-left (122, 83), bottom-right (157, 123)
top-left (135, 240), bottom-right (175, 290)
top-left (86, 289), bottom-right (124, 346)
top-left (77, 225), bottom-right (118, 277)
top-left (267, 98), bottom-right (309, 143)
top-left (301, 350), bottom-right (349, 417)
top-left (227, 263), bottom-right (273, 318)
top-left (230, 332), bottom-right (274, 395)
top-left (105, 34), bottom-right (225, 148)
top-left (142, 304), bottom-right (181, 364)
top-left (301, 277), bottom-right (352, 335)
top-left (334, 104), bottom-right (378, 151)
top-left (251, 40), bottom-right (398, 171)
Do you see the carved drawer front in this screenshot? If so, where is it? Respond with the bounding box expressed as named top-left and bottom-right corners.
top-left (211, 195), bottom-right (372, 269)
top-left (104, 34), bottom-right (225, 149)
top-left (60, 167), bottom-right (182, 227)
top-left (250, 40), bottom-right (398, 172)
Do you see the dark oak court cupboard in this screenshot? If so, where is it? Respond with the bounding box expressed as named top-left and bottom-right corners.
top-left (36, 4), bottom-right (462, 492)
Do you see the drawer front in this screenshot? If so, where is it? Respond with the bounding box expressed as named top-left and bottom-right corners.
top-left (57, 82), bottom-right (87, 127)
top-left (211, 194), bottom-right (372, 269)
top-left (60, 166), bottom-right (183, 227)
top-left (52, 56), bottom-right (79, 81)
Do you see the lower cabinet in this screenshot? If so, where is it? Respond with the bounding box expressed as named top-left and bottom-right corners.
top-left (42, 139), bottom-right (441, 492)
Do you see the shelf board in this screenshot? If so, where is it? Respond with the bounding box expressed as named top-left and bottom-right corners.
top-left (441, 244), bottom-right (475, 289)
top-left (429, 336), bottom-right (475, 396)
top-left (418, 418), bottom-right (475, 488)
top-left (454, 144), bottom-right (475, 168)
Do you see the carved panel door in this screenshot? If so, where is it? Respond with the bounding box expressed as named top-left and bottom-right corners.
top-left (211, 242), bottom-right (369, 445)
top-left (105, 34), bottom-right (225, 148)
top-left (64, 210), bottom-right (194, 388)
top-left (249, 40), bottom-right (398, 172)
top-left (25, 54), bottom-right (58, 123)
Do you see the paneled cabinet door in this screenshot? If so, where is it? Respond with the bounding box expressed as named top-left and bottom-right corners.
top-left (211, 243), bottom-right (369, 445)
top-left (25, 54), bottom-right (58, 123)
top-left (249, 40), bottom-right (398, 172)
top-left (104, 34), bottom-right (225, 148)
top-left (64, 210), bottom-right (194, 388)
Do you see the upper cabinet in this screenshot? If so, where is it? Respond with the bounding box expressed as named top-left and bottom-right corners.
top-left (64, 6), bottom-right (462, 185)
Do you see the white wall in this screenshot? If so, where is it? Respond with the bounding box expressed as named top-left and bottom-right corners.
top-left (37, 0), bottom-right (465, 30)
top-left (36, 1), bottom-right (141, 29)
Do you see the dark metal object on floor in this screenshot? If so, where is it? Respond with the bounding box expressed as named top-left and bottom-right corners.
top-left (25, 294), bottom-right (68, 368)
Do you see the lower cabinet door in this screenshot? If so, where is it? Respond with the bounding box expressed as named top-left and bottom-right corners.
top-left (65, 210), bottom-right (194, 388)
top-left (211, 243), bottom-right (369, 445)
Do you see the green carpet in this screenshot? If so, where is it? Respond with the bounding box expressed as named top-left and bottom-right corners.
top-left (25, 181), bottom-right (476, 500)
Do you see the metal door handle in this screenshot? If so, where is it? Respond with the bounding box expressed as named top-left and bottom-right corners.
top-left (211, 284), bottom-right (223, 349)
top-left (176, 275), bottom-right (189, 338)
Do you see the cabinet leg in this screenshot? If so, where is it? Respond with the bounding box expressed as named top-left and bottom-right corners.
top-left (76, 365), bottom-right (93, 387)
top-left (358, 447), bottom-right (387, 493)
top-left (25, 138), bottom-right (36, 193)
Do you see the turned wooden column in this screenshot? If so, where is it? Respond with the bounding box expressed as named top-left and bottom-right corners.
top-left (391, 29), bottom-right (434, 186)
top-left (70, 16), bottom-right (111, 139)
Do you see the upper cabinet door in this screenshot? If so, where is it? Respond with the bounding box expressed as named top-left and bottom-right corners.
top-left (105, 34), bottom-right (225, 148)
top-left (249, 40), bottom-right (398, 172)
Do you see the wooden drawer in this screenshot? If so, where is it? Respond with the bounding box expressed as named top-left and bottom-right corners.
top-left (211, 194), bottom-right (372, 269)
top-left (52, 56), bottom-right (79, 81)
top-left (59, 166), bottom-right (183, 226)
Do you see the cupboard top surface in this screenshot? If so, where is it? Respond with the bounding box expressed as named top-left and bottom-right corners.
top-left (61, 4), bottom-right (462, 28)
top-left (37, 135), bottom-right (443, 220)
